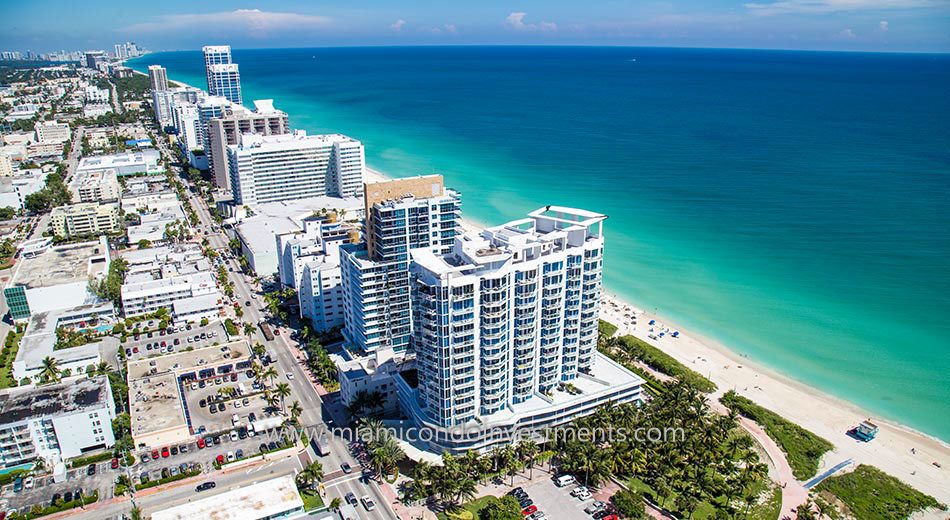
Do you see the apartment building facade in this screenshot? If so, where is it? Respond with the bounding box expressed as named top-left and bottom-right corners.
top-left (227, 131), bottom-right (364, 205)
top-left (340, 175), bottom-right (460, 354)
top-left (206, 101), bottom-right (289, 190)
top-left (50, 203), bottom-right (119, 238)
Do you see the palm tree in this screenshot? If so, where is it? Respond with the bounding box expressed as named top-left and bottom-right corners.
top-left (244, 323), bottom-right (256, 337)
top-left (262, 366), bottom-right (278, 388)
top-left (516, 439), bottom-right (540, 479)
top-left (289, 401), bottom-right (303, 423)
top-left (329, 497), bottom-right (342, 510)
top-left (128, 506), bottom-right (142, 520)
top-left (455, 476), bottom-right (478, 505)
top-left (275, 383), bottom-right (292, 412)
top-left (296, 461), bottom-right (323, 490)
top-left (40, 356), bottom-right (61, 383)
top-left (95, 361), bottom-right (111, 376)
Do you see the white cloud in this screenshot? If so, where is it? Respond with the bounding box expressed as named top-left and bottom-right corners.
top-left (744, 0), bottom-right (943, 15)
top-left (840, 28), bottom-right (857, 38)
top-left (880, 19), bottom-right (890, 30)
top-left (121, 9), bottom-right (331, 37)
top-left (390, 19), bottom-right (407, 32)
top-left (443, 24), bottom-right (458, 34)
top-left (505, 12), bottom-right (558, 32)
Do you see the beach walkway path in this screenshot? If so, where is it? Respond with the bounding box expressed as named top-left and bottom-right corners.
top-left (804, 459), bottom-right (853, 489)
top-left (735, 416), bottom-right (809, 518)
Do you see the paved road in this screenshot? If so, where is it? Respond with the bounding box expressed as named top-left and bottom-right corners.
top-left (147, 140), bottom-right (396, 519)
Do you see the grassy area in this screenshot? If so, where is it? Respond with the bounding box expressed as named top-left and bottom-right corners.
top-left (748, 485), bottom-right (782, 520)
top-left (720, 391), bottom-right (833, 480)
top-left (600, 346), bottom-right (667, 396)
top-left (0, 328), bottom-right (25, 388)
top-left (136, 469), bottom-right (200, 490)
top-left (617, 335), bottom-right (716, 392)
top-left (300, 489), bottom-right (325, 512)
top-left (437, 496), bottom-right (500, 520)
top-left (67, 450), bottom-right (114, 468)
top-left (816, 465), bottom-right (945, 520)
top-left (626, 476), bottom-right (780, 520)
top-left (598, 319), bottom-right (618, 338)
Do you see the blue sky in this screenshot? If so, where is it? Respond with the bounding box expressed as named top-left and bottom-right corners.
top-left (2, 0), bottom-right (949, 53)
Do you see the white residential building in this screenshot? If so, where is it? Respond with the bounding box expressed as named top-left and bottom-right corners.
top-left (70, 168), bottom-right (119, 202)
top-left (34, 121), bottom-right (71, 144)
top-left (50, 203), bottom-right (120, 238)
top-left (77, 149), bottom-right (162, 177)
top-left (120, 244), bottom-right (223, 321)
top-left (340, 176), bottom-right (460, 355)
top-left (398, 207), bottom-right (643, 453)
top-left (83, 86), bottom-right (110, 104)
top-left (0, 376), bottom-right (116, 468)
top-left (227, 131), bottom-right (364, 205)
top-left (202, 45), bottom-right (232, 91)
top-left (0, 170), bottom-right (49, 210)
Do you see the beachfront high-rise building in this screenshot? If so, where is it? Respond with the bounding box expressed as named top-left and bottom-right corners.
top-left (226, 131), bottom-right (364, 205)
top-left (202, 45), bottom-right (232, 90)
top-left (148, 65), bottom-right (168, 92)
top-left (207, 100), bottom-right (290, 191)
top-left (207, 63), bottom-right (243, 106)
top-left (396, 207), bottom-right (644, 452)
top-left (339, 176), bottom-right (461, 354)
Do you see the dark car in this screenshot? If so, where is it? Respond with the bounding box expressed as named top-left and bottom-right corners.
top-left (140, 472), bottom-right (150, 483)
top-left (179, 463), bottom-right (189, 473)
top-left (196, 482), bottom-right (216, 492)
top-left (199, 398), bottom-right (207, 408)
top-left (218, 403), bottom-right (226, 412)
top-left (174, 338), bottom-right (181, 345)
top-left (249, 412), bottom-right (257, 422)
top-left (245, 301), bottom-right (251, 306)
top-left (170, 446), bottom-right (178, 456)
top-left (51, 493), bottom-right (62, 506)
top-left (210, 404), bottom-right (217, 414)
top-left (259, 443), bottom-right (268, 453)
top-left (345, 492), bottom-right (358, 505)
top-left (12, 477), bottom-right (23, 493)
top-left (230, 373), bottom-right (237, 382)
top-left (519, 498), bottom-right (533, 509)
top-left (237, 427), bottom-right (247, 439)
top-left (63, 491), bottom-right (74, 503)
top-left (268, 441), bottom-right (277, 451)
top-left (86, 463), bottom-right (96, 475)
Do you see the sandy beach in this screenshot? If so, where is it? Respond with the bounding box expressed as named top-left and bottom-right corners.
top-left (367, 166), bottom-right (950, 507)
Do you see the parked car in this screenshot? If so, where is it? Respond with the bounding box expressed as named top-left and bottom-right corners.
top-left (179, 444), bottom-right (188, 453)
top-left (86, 464), bottom-right (96, 475)
top-left (197, 438), bottom-right (206, 449)
top-left (216, 455), bottom-right (224, 465)
top-left (23, 476), bottom-right (33, 490)
top-left (161, 447), bottom-right (170, 458)
top-left (555, 474), bottom-right (576, 487)
top-left (12, 477), bottom-right (23, 493)
top-left (170, 446), bottom-right (178, 456)
top-left (523, 505), bottom-right (538, 515)
top-left (226, 451), bottom-right (236, 462)
top-left (268, 441), bottom-right (278, 451)
top-left (230, 431), bottom-right (239, 441)
top-left (63, 491), bottom-right (73, 503)
top-left (111, 458), bottom-right (119, 469)
top-left (236, 449), bottom-right (244, 459)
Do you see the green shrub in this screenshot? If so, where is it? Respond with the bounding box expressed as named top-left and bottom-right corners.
top-left (817, 465), bottom-right (944, 520)
top-left (618, 335), bottom-right (716, 392)
top-left (720, 391), bottom-right (833, 479)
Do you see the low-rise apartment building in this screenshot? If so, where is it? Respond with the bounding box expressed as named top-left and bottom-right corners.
top-left (0, 376), bottom-right (116, 468)
top-left (50, 202), bottom-right (119, 238)
top-left (119, 244), bottom-right (223, 321)
top-left (33, 121), bottom-right (71, 144)
top-left (70, 168), bottom-right (119, 203)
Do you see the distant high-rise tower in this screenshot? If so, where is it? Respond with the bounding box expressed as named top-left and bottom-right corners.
top-left (202, 45), bottom-right (232, 90)
top-left (207, 63), bottom-right (243, 105)
top-left (148, 65), bottom-right (171, 126)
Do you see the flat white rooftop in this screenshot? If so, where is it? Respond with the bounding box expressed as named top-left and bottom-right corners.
top-left (150, 475), bottom-right (304, 520)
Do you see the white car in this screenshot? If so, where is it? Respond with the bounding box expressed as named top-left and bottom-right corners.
top-left (576, 489), bottom-right (593, 500)
top-left (230, 431), bottom-right (239, 442)
top-left (285, 373), bottom-right (294, 380)
top-left (360, 495), bottom-right (376, 511)
top-left (571, 486), bottom-right (588, 497)
top-left (190, 382), bottom-right (198, 391)
top-left (227, 451), bottom-right (235, 462)
top-left (23, 476), bottom-right (34, 489)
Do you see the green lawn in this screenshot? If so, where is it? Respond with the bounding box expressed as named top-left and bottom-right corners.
top-left (300, 489), bottom-right (325, 512)
top-left (437, 496), bottom-right (500, 520)
top-left (816, 465), bottom-right (945, 520)
top-left (626, 476), bottom-right (780, 519)
top-left (720, 390), bottom-right (833, 480)
top-left (598, 319), bottom-right (618, 338)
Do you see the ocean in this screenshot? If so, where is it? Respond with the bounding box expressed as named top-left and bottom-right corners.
top-left (128, 46), bottom-right (950, 441)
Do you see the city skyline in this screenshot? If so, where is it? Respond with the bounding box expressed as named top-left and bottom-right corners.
top-left (1, 0), bottom-right (949, 54)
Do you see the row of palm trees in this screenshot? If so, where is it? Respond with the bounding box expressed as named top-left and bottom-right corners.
top-left (38, 358), bottom-right (111, 384)
top-left (357, 418), bottom-right (406, 483)
top-left (246, 353), bottom-right (302, 423)
top-left (404, 440), bottom-right (555, 509)
top-left (553, 380), bottom-right (769, 518)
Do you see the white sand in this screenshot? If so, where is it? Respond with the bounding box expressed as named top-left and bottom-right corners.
top-left (367, 166), bottom-right (950, 507)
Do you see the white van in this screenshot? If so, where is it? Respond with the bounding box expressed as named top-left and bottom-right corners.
top-left (555, 474), bottom-right (576, 487)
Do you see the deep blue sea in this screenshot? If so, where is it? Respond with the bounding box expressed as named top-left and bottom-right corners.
top-left (130, 47), bottom-right (950, 441)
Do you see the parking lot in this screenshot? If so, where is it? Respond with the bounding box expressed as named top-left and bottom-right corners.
top-left (183, 368), bottom-right (273, 435)
top-left (133, 427), bottom-right (295, 487)
top-left (1, 459), bottom-right (119, 514)
top-left (514, 475), bottom-right (616, 520)
top-left (122, 321), bottom-right (228, 361)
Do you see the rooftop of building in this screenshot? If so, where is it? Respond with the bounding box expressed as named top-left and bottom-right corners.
top-left (14, 303), bottom-right (114, 372)
top-left (8, 236), bottom-right (109, 289)
top-left (0, 375), bottom-right (112, 424)
top-left (50, 202), bottom-right (118, 216)
top-left (128, 341), bottom-right (249, 438)
top-left (77, 149), bottom-right (160, 171)
top-left (150, 475), bottom-right (303, 520)
top-left (232, 130), bottom-right (359, 151)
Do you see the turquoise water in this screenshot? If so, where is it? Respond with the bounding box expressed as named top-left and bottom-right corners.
top-left (129, 47), bottom-right (950, 441)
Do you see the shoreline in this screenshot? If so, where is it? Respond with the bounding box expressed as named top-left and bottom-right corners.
top-left (368, 164), bottom-right (950, 504)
